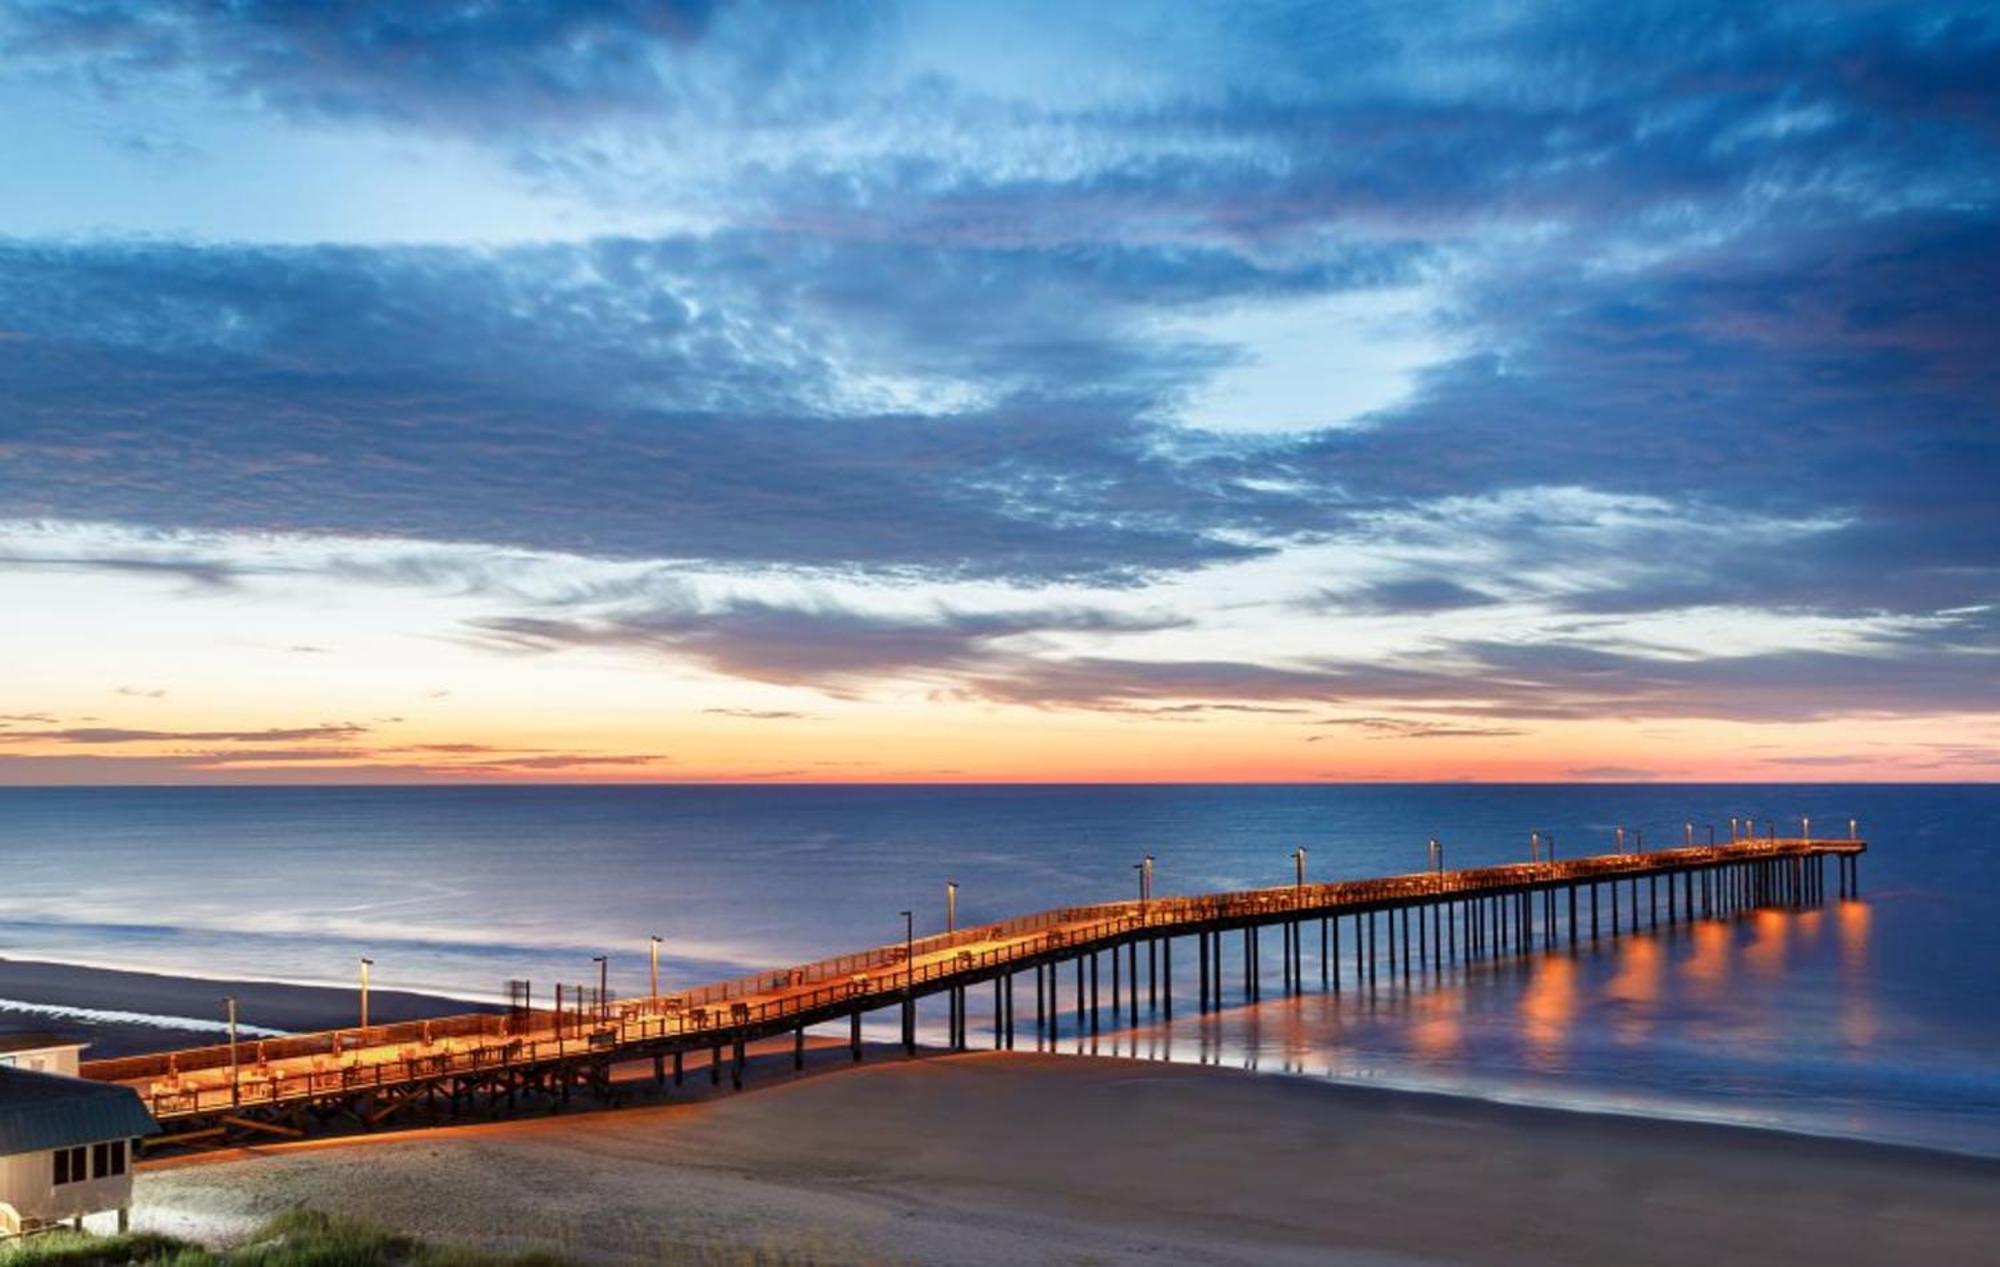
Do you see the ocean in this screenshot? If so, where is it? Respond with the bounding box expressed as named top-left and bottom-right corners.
top-left (1, 783), bottom-right (1994, 1156)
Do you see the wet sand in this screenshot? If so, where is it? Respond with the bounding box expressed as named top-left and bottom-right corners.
top-left (0, 957), bottom-right (488, 1057)
top-left (137, 1048), bottom-right (2000, 1267)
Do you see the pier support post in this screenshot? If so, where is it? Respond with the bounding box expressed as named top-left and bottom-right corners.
top-left (1076, 956), bottom-right (1086, 1030)
top-left (850, 1008), bottom-right (862, 1062)
top-left (1198, 931), bottom-right (1209, 1011)
top-left (674, 1049), bottom-right (685, 1083)
top-left (1162, 937), bottom-right (1173, 1017)
top-left (1366, 911), bottom-right (1377, 989)
top-left (1090, 953), bottom-right (1100, 1031)
top-left (1332, 915), bottom-right (1343, 992)
top-left (794, 1026), bottom-right (805, 1070)
top-left (1149, 938), bottom-right (1160, 1011)
top-left (1126, 943), bottom-right (1138, 1023)
top-left (902, 998), bottom-right (916, 1056)
top-left (1112, 939), bottom-right (1123, 1013)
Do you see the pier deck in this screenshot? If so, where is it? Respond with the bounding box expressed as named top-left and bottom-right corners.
top-left (83, 835), bottom-right (1865, 1151)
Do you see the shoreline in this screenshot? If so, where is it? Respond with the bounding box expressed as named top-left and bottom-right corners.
top-left (135, 1048), bottom-right (2000, 1266)
top-left (0, 957), bottom-right (492, 1057)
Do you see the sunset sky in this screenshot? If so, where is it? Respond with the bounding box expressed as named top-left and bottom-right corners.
top-left (1, 1), bottom-right (1995, 783)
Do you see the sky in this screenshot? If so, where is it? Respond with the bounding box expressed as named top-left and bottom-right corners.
top-left (0, 0), bottom-right (1995, 784)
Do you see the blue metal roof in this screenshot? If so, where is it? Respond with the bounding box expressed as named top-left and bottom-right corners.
top-left (0, 1068), bottom-right (158, 1156)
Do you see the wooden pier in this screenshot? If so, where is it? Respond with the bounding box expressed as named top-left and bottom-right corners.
top-left (85, 834), bottom-right (1865, 1152)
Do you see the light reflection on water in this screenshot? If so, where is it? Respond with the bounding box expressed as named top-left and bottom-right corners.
top-left (920, 894), bottom-right (1986, 1154)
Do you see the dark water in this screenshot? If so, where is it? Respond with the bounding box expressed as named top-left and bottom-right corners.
top-left (1, 784), bottom-right (1994, 1155)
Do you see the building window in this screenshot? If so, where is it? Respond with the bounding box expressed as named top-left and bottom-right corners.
top-left (92, 1140), bottom-right (128, 1178)
top-left (53, 1145), bottom-right (86, 1185)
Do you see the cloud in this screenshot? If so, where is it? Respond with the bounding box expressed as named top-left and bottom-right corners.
top-left (1311, 717), bottom-right (1524, 739)
top-left (0, 0), bottom-right (1995, 748)
top-left (0, 1), bottom-right (871, 137)
top-left (0, 552), bottom-right (246, 590)
top-left (114, 685), bottom-right (165, 698)
top-left (471, 597), bottom-right (1184, 690)
top-left (702, 708), bottom-right (816, 721)
top-left (0, 723), bottom-right (367, 745)
top-left (1299, 578), bottom-right (1500, 616)
top-left (0, 234), bottom-right (1380, 584)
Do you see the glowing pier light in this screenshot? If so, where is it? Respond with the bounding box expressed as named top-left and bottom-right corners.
top-left (359, 957), bottom-right (373, 1031)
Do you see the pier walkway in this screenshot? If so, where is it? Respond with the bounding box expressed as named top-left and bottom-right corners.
top-left (84, 834), bottom-right (1865, 1152)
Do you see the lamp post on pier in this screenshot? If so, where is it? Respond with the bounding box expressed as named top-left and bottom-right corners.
top-left (899, 909), bottom-right (914, 987)
top-left (946, 881), bottom-right (958, 934)
top-left (1802, 815), bottom-right (1811, 841)
top-left (593, 955), bottom-right (608, 1026)
top-left (1292, 846), bottom-right (1306, 903)
top-left (1531, 831), bottom-right (1541, 863)
top-left (1685, 820), bottom-right (1694, 847)
top-left (224, 995), bottom-right (240, 1108)
top-left (359, 957), bottom-right (373, 1031)
top-left (649, 935), bottom-right (662, 1002)
top-left (1850, 818), bottom-right (1858, 840)
top-left (1616, 826), bottom-right (1626, 854)
top-left (1428, 837), bottom-right (1443, 873)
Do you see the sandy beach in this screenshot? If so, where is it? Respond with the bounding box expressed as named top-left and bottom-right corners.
top-left (134, 1047), bottom-right (2000, 1267)
top-left (0, 957), bottom-right (489, 1057)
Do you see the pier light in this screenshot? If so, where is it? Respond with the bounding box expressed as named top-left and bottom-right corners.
top-left (1850, 818), bottom-right (1858, 840)
top-left (1616, 826), bottom-right (1625, 853)
top-left (1428, 837), bottom-right (1442, 873)
top-left (1684, 820), bottom-right (1693, 847)
top-left (359, 957), bottom-right (373, 1031)
top-left (649, 935), bottom-right (662, 1002)
top-left (1293, 846), bottom-right (1306, 896)
top-left (1530, 831), bottom-right (1541, 863)
top-left (1802, 815), bottom-right (1811, 841)
top-left (224, 995), bottom-right (240, 1108)
top-left (947, 880), bottom-right (959, 934)
top-left (593, 955), bottom-right (608, 1025)
top-left (1730, 815), bottom-right (1739, 840)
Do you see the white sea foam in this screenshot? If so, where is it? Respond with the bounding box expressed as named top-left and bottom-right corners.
top-left (0, 996), bottom-right (289, 1038)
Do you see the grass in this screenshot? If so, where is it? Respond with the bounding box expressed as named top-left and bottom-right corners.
top-left (0, 1211), bottom-right (565, 1267)
top-left (2, 1212), bottom-right (871, 1267)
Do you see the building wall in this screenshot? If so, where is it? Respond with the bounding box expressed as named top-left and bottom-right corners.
top-left (0, 1046), bottom-right (83, 1077)
top-left (0, 1144), bottom-right (134, 1234)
